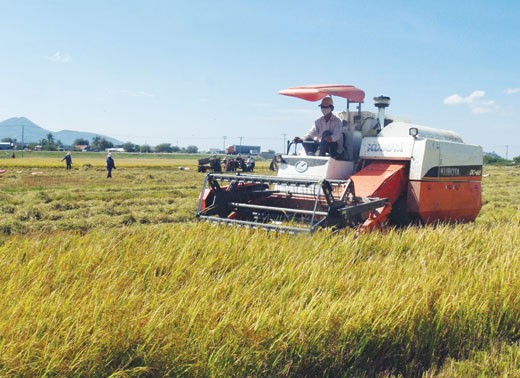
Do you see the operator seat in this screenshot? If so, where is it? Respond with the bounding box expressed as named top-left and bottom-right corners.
top-left (341, 119), bottom-right (364, 161)
top-left (334, 132), bottom-right (348, 160)
top-left (344, 130), bottom-right (363, 161)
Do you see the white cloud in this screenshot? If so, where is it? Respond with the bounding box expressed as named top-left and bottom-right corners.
top-left (443, 90), bottom-right (497, 114)
top-left (49, 51), bottom-right (71, 63)
top-left (443, 94), bottom-right (464, 105)
top-left (443, 90), bottom-right (485, 105)
top-left (504, 88), bottom-right (520, 95)
top-left (467, 90), bottom-right (486, 102)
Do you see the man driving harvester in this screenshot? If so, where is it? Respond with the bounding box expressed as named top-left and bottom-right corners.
top-left (293, 96), bottom-right (343, 157)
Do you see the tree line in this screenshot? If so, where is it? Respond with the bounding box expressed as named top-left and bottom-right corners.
top-left (483, 154), bottom-right (520, 165)
top-left (1, 134), bottom-right (199, 154)
top-left (119, 142), bottom-right (198, 154)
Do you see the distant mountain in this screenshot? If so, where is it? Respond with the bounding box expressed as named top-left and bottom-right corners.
top-left (0, 117), bottom-right (123, 146)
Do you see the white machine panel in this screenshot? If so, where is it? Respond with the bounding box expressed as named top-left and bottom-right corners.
top-left (278, 156), bottom-right (354, 180)
top-left (409, 139), bottom-right (483, 180)
top-left (276, 156), bottom-right (354, 195)
top-left (359, 137), bottom-right (414, 159)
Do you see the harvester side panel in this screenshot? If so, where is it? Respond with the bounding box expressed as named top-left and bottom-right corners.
top-left (406, 180), bottom-right (482, 223)
top-left (409, 139), bottom-right (483, 181)
top-left (406, 137), bottom-right (483, 223)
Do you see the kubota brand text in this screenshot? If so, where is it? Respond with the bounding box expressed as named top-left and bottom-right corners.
top-left (367, 143), bottom-right (404, 153)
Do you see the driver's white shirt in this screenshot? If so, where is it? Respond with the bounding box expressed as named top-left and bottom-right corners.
top-left (304, 113), bottom-right (343, 142)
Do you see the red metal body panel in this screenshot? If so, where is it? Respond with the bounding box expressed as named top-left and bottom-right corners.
top-left (199, 188), bottom-right (212, 210)
top-left (350, 161), bottom-right (409, 202)
top-left (407, 180), bottom-right (482, 223)
top-left (350, 161), bottom-right (409, 232)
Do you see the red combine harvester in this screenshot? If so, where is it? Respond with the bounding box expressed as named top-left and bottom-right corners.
top-left (197, 84), bottom-right (483, 233)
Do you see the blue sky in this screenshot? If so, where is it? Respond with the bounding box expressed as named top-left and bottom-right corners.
top-left (1, 0), bottom-right (519, 157)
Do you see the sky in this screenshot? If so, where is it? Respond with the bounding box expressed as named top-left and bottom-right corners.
top-left (0, 0), bottom-right (519, 158)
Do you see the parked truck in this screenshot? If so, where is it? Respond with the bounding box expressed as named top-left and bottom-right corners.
top-left (226, 145), bottom-right (260, 155)
top-left (0, 142), bottom-right (13, 150)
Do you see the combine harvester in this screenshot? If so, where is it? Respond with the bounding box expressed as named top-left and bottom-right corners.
top-left (197, 84), bottom-right (483, 233)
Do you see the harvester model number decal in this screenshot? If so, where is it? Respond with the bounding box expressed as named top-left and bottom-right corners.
top-left (424, 165), bottom-right (483, 178)
top-left (366, 143), bottom-right (404, 153)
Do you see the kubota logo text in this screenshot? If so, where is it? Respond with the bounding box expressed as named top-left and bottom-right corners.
top-left (439, 167), bottom-right (460, 176)
top-left (367, 143), bottom-right (404, 153)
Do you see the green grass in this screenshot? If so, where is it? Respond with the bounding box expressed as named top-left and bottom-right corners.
top-left (0, 158), bottom-right (518, 377)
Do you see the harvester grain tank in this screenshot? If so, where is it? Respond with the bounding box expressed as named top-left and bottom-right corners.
top-left (197, 84), bottom-right (483, 233)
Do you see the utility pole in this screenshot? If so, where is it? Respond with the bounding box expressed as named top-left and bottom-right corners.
top-left (282, 133), bottom-right (286, 154)
top-left (21, 124), bottom-right (24, 158)
top-left (506, 145), bottom-right (509, 160)
top-left (223, 136), bottom-right (226, 152)
top-left (239, 136), bottom-right (243, 147)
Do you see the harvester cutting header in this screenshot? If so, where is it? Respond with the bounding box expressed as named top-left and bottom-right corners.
top-left (197, 84), bottom-right (483, 233)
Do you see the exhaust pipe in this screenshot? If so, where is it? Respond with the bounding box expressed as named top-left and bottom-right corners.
top-left (374, 95), bottom-right (391, 129)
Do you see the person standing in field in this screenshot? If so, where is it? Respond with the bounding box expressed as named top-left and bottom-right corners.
top-left (246, 155), bottom-right (255, 172)
top-left (106, 153), bottom-right (116, 178)
top-left (61, 152), bottom-right (72, 170)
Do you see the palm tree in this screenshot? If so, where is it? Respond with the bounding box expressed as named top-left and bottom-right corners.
top-left (46, 133), bottom-right (55, 145)
top-left (91, 136), bottom-right (102, 149)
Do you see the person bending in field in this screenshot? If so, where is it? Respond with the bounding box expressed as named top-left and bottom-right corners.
top-left (61, 152), bottom-right (72, 170)
top-left (106, 153), bottom-right (116, 178)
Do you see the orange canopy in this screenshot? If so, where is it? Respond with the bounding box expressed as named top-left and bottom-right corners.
top-left (278, 84), bottom-right (365, 103)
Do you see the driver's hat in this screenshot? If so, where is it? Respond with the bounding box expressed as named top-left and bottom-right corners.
top-left (319, 97), bottom-right (333, 107)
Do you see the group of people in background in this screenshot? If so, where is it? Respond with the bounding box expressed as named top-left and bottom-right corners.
top-left (60, 152), bottom-right (255, 177)
top-left (221, 154), bottom-right (255, 172)
top-left (61, 152), bottom-right (116, 178)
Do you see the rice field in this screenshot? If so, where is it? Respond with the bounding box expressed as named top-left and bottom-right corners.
top-left (0, 154), bottom-right (211, 235)
top-left (0, 153), bottom-right (518, 377)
